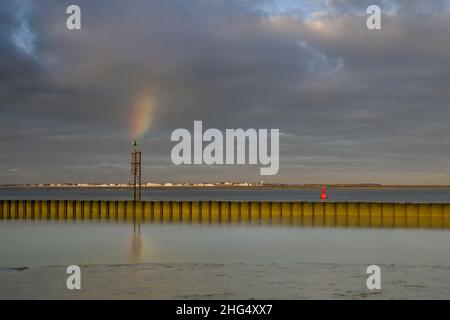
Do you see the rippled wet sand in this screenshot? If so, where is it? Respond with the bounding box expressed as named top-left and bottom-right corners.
top-left (1, 262), bottom-right (450, 299)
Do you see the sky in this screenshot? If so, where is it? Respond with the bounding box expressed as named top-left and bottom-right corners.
top-left (1, 0), bottom-right (450, 184)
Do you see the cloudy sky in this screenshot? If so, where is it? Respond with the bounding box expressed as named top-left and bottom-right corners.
top-left (1, 0), bottom-right (450, 184)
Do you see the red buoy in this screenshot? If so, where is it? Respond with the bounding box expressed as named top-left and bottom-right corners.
top-left (320, 187), bottom-right (328, 199)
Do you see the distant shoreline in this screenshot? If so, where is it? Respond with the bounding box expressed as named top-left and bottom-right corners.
top-left (2, 184), bottom-right (450, 189)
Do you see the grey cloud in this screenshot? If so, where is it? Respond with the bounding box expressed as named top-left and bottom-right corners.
top-left (1, 0), bottom-right (450, 184)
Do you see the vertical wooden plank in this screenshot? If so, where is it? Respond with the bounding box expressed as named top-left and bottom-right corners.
top-left (126, 201), bottom-right (135, 222)
top-left (260, 202), bottom-right (271, 222)
top-left (406, 203), bottom-right (418, 228)
top-left (444, 204), bottom-right (450, 229)
top-left (325, 202), bottom-right (336, 226)
top-left (162, 201), bottom-right (172, 223)
top-left (83, 201), bottom-right (92, 220)
top-left (57, 201), bottom-right (66, 220)
top-left (418, 204), bottom-right (431, 228)
top-left (210, 201), bottom-right (219, 223)
top-left (154, 201), bottom-right (163, 223)
top-left (303, 202), bottom-right (313, 226)
top-left (359, 202), bottom-right (370, 228)
top-left (17, 200), bottom-right (25, 220)
top-left (191, 201), bottom-right (200, 223)
top-left (100, 201), bottom-right (108, 221)
top-left (220, 202), bottom-right (230, 224)
top-left (370, 203), bottom-right (382, 228)
top-left (279, 202), bottom-right (293, 225)
top-left (64, 201), bottom-right (72, 221)
top-left (394, 203), bottom-right (406, 228)
top-left (90, 201), bottom-right (98, 220)
top-left (171, 202), bottom-right (180, 223)
top-left (75, 201), bottom-right (83, 221)
top-left (382, 203), bottom-right (394, 228)
top-left (25, 201), bottom-right (33, 220)
top-left (250, 202), bottom-right (260, 224)
top-left (430, 204), bottom-right (443, 229)
top-left (313, 202), bottom-right (325, 226)
top-left (117, 201), bottom-right (126, 221)
top-left (347, 202), bottom-right (359, 227)
top-left (271, 202), bottom-right (281, 225)
top-left (143, 201), bottom-right (153, 222)
top-left (34, 200), bottom-right (41, 221)
top-left (240, 202), bottom-right (250, 223)
top-left (230, 202), bottom-right (239, 224)
top-left (181, 202), bottom-right (191, 223)
top-left (291, 202), bottom-right (302, 226)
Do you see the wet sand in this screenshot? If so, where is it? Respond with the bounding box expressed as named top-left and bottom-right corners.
top-left (1, 262), bottom-right (449, 299)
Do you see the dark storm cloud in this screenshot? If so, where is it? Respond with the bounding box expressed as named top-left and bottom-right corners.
top-left (1, 0), bottom-right (450, 184)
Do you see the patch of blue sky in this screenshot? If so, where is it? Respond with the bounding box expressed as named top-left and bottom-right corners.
top-left (256, 0), bottom-right (326, 18)
top-left (10, 0), bottom-right (36, 57)
top-left (389, 0), bottom-right (450, 14)
top-left (255, 0), bottom-right (450, 17)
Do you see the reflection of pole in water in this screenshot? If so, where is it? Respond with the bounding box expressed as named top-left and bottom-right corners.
top-left (129, 220), bottom-right (142, 264)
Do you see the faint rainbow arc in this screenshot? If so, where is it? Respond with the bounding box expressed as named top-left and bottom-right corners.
top-left (130, 91), bottom-right (154, 139)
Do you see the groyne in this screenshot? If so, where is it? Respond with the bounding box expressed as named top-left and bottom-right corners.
top-left (1, 200), bottom-right (450, 229)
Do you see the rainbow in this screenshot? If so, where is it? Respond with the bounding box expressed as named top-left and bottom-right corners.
top-left (130, 90), bottom-right (154, 139)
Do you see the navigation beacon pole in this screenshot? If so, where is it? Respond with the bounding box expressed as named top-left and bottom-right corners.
top-left (131, 140), bottom-right (142, 201)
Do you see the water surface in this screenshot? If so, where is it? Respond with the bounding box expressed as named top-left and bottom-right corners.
top-left (1, 221), bottom-right (450, 299)
top-left (1, 221), bottom-right (450, 267)
top-left (1, 187), bottom-right (450, 202)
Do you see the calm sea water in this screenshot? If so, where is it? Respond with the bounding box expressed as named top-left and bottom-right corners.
top-left (2, 222), bottom-right (450, 267)
top-left (1, 221), bottom-right (450, 299)
top-left (1, 187), bottom-right (450, 202)
top-left (1, 187), bottom-right (450, 299)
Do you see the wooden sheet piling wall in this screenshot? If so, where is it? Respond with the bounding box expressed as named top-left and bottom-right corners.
top-left (1, 200), bottom-right (450, 229)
